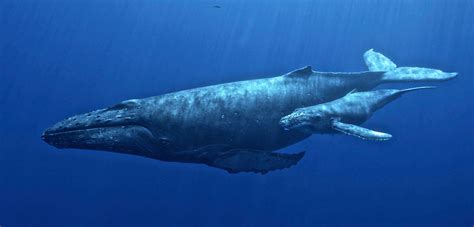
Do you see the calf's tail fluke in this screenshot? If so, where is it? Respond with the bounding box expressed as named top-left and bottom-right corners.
top-left (363, 49), bottom-right (458, 83)
top-left (398, 86), bottom-right (436, 93)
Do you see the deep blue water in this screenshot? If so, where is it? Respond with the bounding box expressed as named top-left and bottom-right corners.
top-left (1, 0), bottom-right (473, 226)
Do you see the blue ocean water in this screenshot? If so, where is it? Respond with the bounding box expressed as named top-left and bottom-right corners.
top-left (1, 0), bottom-right (473, 226)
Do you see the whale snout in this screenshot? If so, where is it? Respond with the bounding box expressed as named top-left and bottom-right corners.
top-left (279, 112), bottom-right (310, 131)
top-left (279, 116), bottom-right (293, 130)
top-left (41, 99), bottom-right (155, 152)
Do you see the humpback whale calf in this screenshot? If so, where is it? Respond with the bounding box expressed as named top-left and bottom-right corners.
top-left (280, 86), bottom-right (435, 141)
top-left (42, 50), bottom-right (457, 174)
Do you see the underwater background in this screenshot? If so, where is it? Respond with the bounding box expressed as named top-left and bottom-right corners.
top-left (1, 0), bottom-right (473, 226)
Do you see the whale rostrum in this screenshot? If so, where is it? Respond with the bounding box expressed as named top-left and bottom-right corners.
top-left (42, 50), bottom-right (457, 174)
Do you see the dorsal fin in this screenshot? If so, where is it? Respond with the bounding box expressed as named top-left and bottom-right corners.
top-left (345, 88), bottom-right (357, 96)
top-left (285, 66), bottom-right (313, 77)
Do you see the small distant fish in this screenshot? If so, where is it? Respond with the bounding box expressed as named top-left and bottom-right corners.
top-left (213, 5), bottom-right (221, 8)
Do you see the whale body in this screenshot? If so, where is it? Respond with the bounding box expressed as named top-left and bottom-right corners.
top-left (42, 50), bottom-right (457, 174)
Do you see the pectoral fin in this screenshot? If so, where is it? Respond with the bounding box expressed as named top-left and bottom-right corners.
top-left (208, 149), bottom-right (305, 174)
top-left (331, 120), bottom-right (392, 141)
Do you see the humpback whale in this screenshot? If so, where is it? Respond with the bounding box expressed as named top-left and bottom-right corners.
top-left (280, 86), bottom-right (435, 141)
top-left (42, 50), bottom-right (457, 174)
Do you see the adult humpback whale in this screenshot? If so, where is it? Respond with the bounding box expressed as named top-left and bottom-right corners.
top-left (42, 50), bottom-right (457, 174)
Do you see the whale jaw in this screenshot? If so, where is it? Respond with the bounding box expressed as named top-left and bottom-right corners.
top-left (41, 100), bottom-right (159, 155)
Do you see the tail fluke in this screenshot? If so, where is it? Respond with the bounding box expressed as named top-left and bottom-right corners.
top-left (363, 49), bottom-right (458, 82)
top-left (382, 67), bottom-right (458, 82)
top-left (397, 86), bottom-right (436, 95)
top-left (364, 86), bottom-right (436, 112)
top-left (364, 49), bottom-right (397, 72)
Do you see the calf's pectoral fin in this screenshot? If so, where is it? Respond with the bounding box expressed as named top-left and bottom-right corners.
top-left (208, 149), bottom-right (305, 174)
top-left (331, 120), bottom-right (392, 141)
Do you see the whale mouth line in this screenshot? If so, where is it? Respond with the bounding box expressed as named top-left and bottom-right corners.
top-left (40, 123), bottom-right (152, 145)
top-left (42, 124), bottom-right (141, 137)
top-left (280, 121), bottom-right (312, 131)
top-left (41, 123), bottom-right (155, 150)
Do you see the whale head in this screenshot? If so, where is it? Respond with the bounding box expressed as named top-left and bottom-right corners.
top-left (41, 99), bottom-right (172, 157)
top-left (279, 105), bottom-right (334, 132)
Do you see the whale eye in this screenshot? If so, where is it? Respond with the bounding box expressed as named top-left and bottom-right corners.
top-left (313, 114), bottom-right (322, 122)
top-left (109, 99), bottom-right (139, 110)
top-left (158, 137), bottom-right (172, 146)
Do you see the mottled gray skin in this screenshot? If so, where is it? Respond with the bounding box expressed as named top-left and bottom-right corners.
top-left (41, 49), bottom-right (457, 173)
top-left (42, 68), bottom-right (382, 163)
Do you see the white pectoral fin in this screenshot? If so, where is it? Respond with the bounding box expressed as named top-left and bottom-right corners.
top-left (331, 120), bottom-right (392, 141)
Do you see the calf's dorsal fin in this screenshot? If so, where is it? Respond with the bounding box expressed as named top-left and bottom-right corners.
top-left (344, 88), bottom-right (358, 96)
